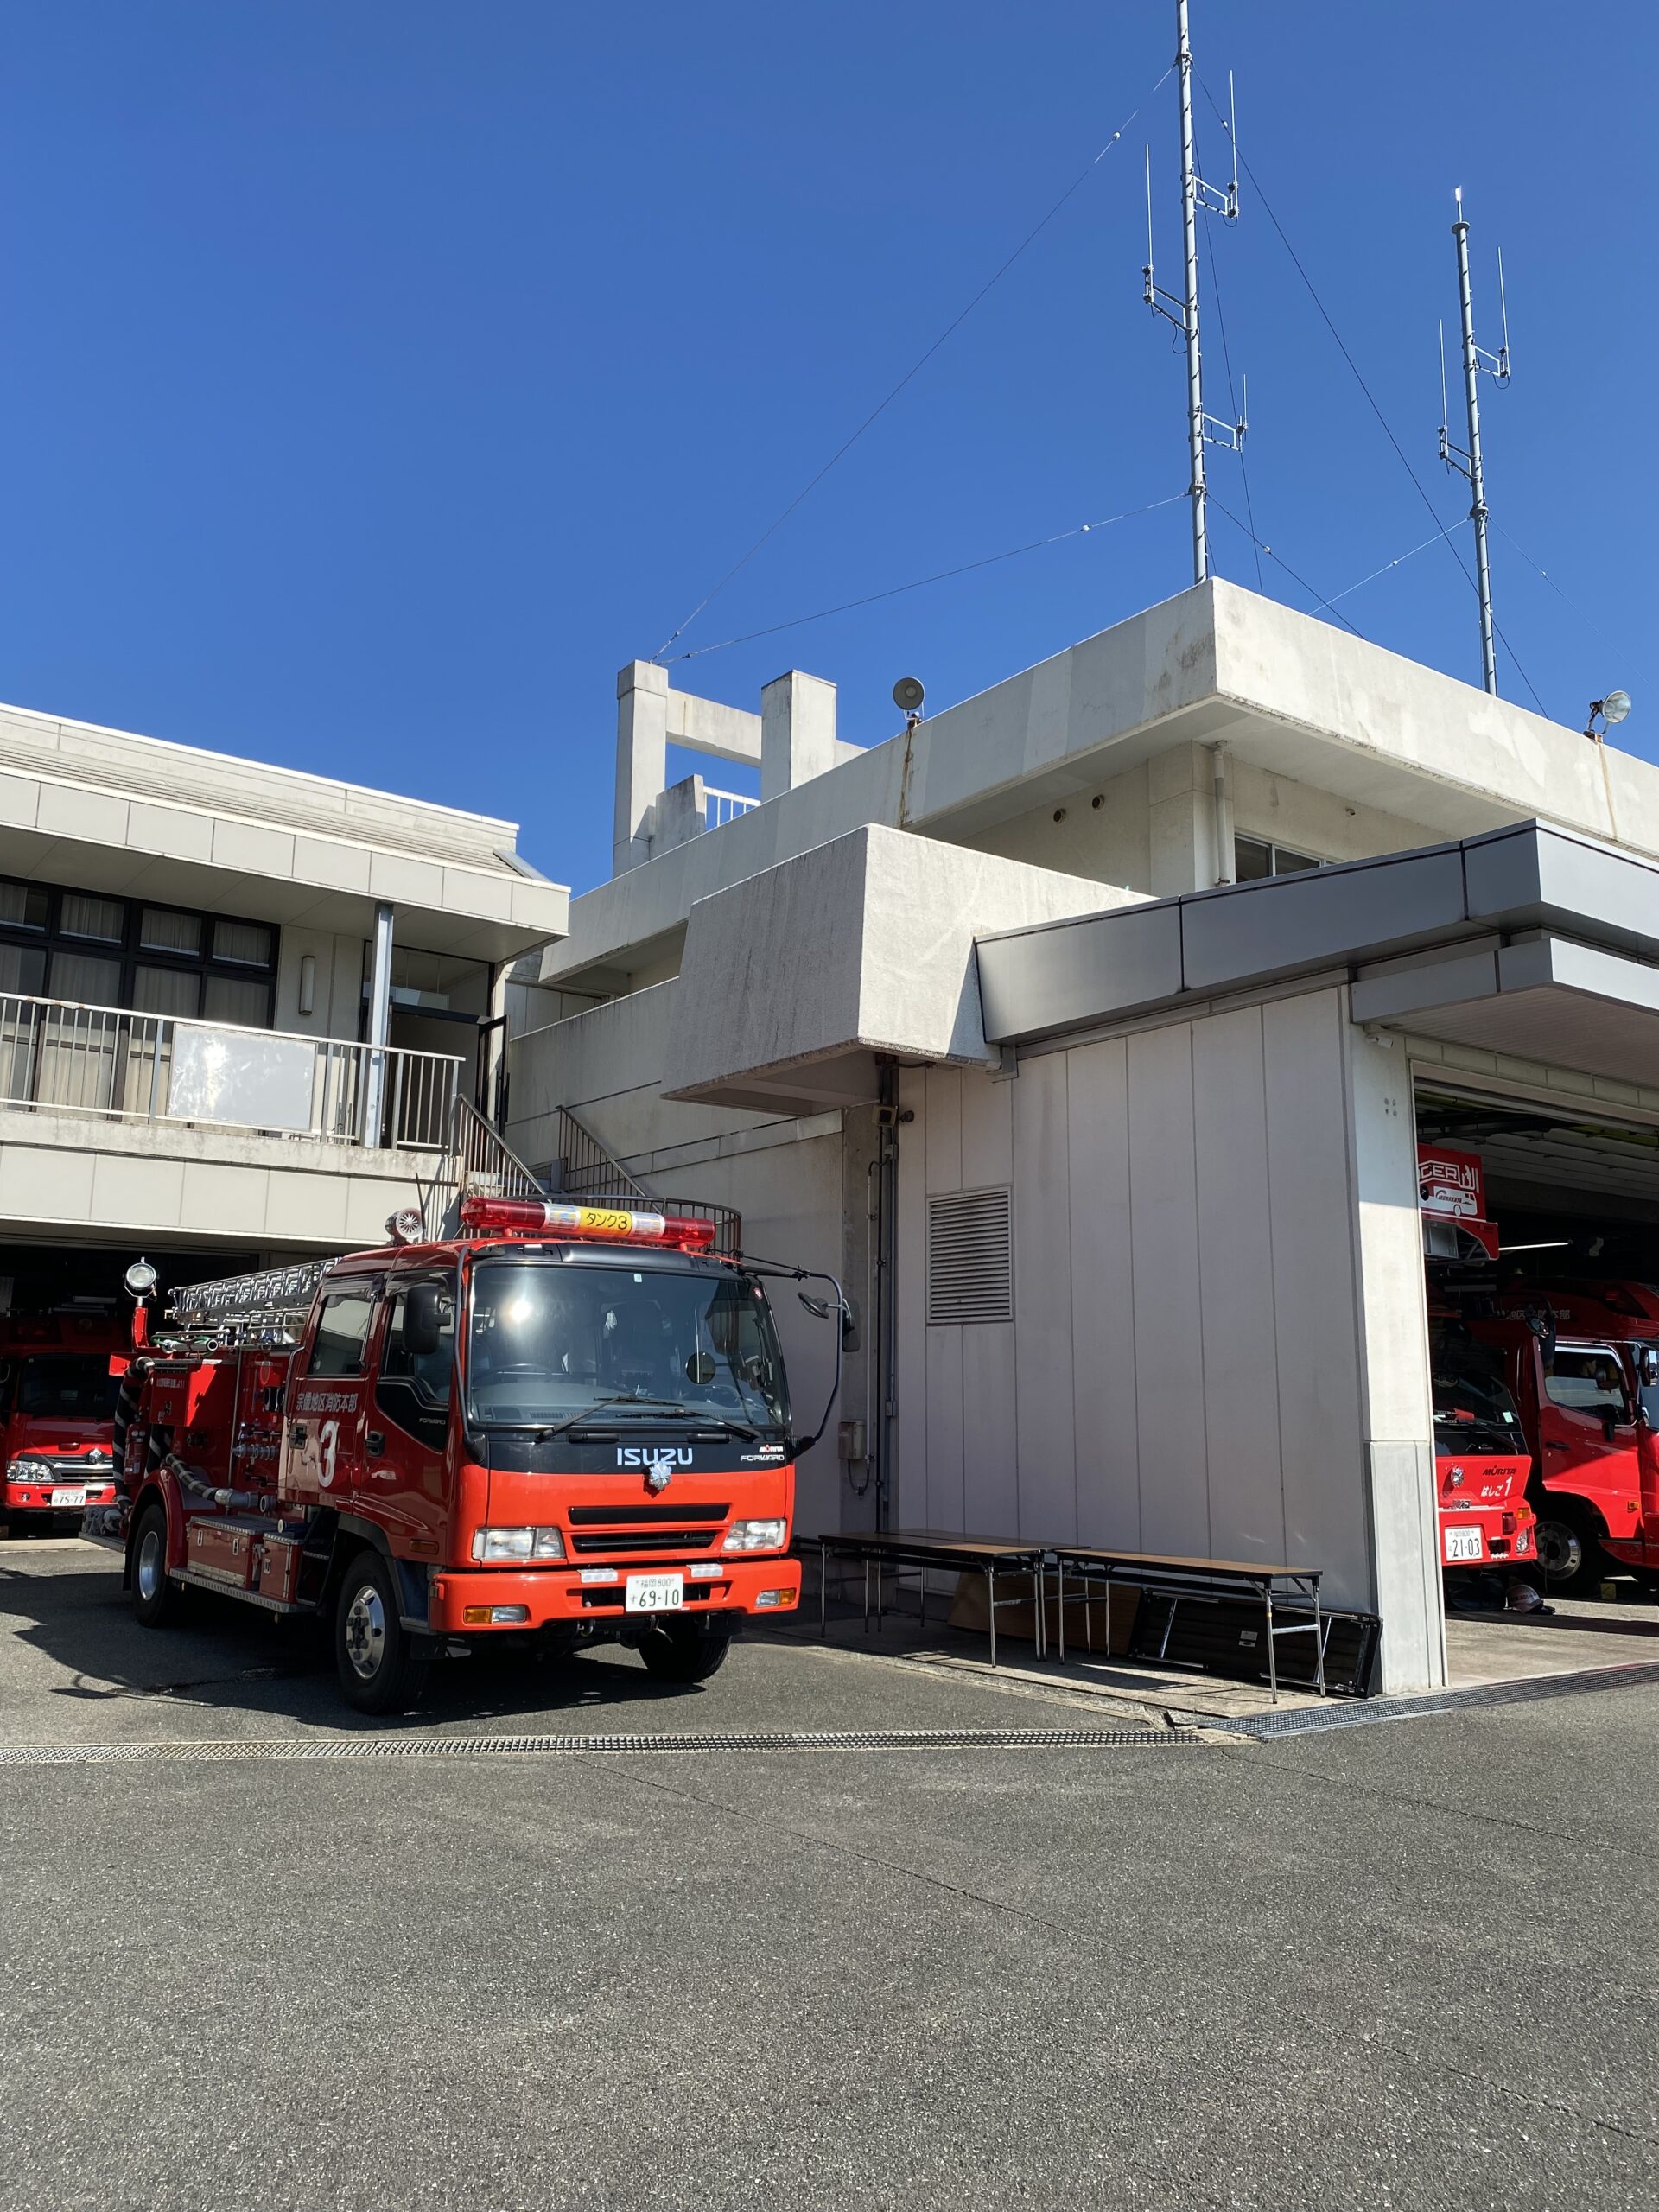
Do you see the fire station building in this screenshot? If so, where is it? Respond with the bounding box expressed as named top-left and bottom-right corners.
top-left (0, 692), bottom-right (565, 1319)
top-left (505, 580), bottom-right (1659, 1693)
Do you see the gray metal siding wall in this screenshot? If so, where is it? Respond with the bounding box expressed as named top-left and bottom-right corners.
top-left (896, 987), bottom-right (1382, 1618)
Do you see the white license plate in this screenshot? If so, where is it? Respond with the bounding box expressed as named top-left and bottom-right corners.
top-left (625, 1573), bottom-right (684, 1614)
top-left (50, 1487), bottom-right (87, 1508)
top-left (1444, 1525), bottom-right (1484, 1563)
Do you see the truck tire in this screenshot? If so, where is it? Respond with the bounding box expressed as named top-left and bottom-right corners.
top-left (636, 1616), bottom-right (735, 1685)
top-left (1535, 1510), bottom-right (1606, 1594)
top-left (334, 1548), bottom-right (432, 1717)
top-left (130, 1502), bottom-right (180, 1628)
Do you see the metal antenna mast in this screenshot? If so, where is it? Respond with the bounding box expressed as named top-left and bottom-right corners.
top-left (1437, 188), bottom-right (1510, 694)
top-left (1143, 0), bottom-right (1243, 585)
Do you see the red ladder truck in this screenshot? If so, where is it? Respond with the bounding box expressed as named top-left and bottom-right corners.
top-left (85, 1197), bottom-right (844, 1713)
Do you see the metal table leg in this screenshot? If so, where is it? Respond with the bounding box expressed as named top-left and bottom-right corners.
top-left (819, 1541), bottom-right (828, 1639)
top-left (987, 1563), bottom-right (997, 1668)
top-left (1265, 1580), bottom-right (1278, 1705)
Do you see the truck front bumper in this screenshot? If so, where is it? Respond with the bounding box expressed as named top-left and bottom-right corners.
top-left (5, 1476), bottom-right (116, 1515)
top-left (428, 1555), bottom-right (802, 1633)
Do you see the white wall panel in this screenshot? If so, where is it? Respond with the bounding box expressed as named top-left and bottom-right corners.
top-left (1011, 1052), bottom-right (1077, 1541)
top-left (960, 1323), bottom-right (1018, 1535)
top-left (924, 1323), bottom-right (965, 1531)
top-left (1065, 1040), bottom-right (1141, 1548)
top-left (1191, 1008), bottom-right (1287, 1565)
top-left (1126, 1026), bottom-right (1210, 1553)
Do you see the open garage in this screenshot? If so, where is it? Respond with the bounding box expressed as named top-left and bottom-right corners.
top-left (0, 1236), bottom-right (254, 1536)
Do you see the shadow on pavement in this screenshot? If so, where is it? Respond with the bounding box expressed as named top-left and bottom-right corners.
top-left (0, 1550), bottom-right (710, 1733)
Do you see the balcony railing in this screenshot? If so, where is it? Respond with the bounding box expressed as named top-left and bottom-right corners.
top-left (704, 786), bottom-right (758, 830)
top-left (0, 991), bottom-right (464, 1151)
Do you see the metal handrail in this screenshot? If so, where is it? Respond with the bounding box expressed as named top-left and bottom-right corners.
top-left (0, 988), bottom-right (463, 1151)
top-left (704, 787), bottom-right (758, 830)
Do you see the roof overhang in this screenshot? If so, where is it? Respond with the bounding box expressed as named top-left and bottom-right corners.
top-left (976, 820), bottom-right (1659, 1093)
top-left (659, 824), bottom-right (1140, 1112)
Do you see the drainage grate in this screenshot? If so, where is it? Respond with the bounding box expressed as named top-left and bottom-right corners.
top-left (1190, 1657), bottom-right (1659, 1739)
top-left (0, 1724), bottom-right (1197, 1767)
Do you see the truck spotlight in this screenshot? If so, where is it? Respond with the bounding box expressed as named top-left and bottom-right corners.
top-left (124, 1259), bottom-right (158, 1300)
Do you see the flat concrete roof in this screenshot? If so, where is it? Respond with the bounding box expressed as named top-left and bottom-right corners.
top-left (542, 578), bottom-right (1659, 989)
top-left (976, 820), bottom-right (1659, 1095)
top-left (0, 696), bottom-right (569, 960)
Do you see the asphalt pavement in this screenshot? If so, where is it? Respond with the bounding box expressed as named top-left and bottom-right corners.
top-left (3, 1535), bottom-right (1656, 2211)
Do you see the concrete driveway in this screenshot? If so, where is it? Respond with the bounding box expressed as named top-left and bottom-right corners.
top-left (3, 1536), bottom-right (1656, 2210)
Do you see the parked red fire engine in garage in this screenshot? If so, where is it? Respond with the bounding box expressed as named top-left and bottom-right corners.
top-left (85, 1198), bottom-right (842, 1713)
top-left (2, 1313), bottom-right (123, 1534)
top-left (1487, 1281), bottom-right (1659, 1588)
top-left (1420, 1147), bottom-right (1535, 1583)
top-left (1428, 1327), bottom-right (1536, 1575)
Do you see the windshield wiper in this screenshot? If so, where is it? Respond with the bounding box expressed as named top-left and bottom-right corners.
top-left (537, 1395), bottom-right (757, 1442)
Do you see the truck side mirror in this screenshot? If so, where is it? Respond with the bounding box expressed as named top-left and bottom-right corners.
top-left (1641, 1347), bottom-right (1659, 1389)
top-left (404, 1283), bottom-right (444, 1357)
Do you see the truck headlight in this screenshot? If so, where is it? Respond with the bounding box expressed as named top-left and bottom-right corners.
top-left (8, 1459), bottom-right (54, 1481)
top-left (471, 1526), bottom-right (565, 1561)
top-left (721, 1518), bottom-right (788, 1554)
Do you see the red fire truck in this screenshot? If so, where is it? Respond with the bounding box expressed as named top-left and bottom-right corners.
top-left (1427, 1327), bottom-right (1535, 1576)
top-left (2, 1312), bottom-right (123, 1534)
top-left (1419, 1146), bottom-right (1535, 1582)
top-left (1486, 1281), bottom-right (1659, 1588)
top-left (85, 1198), bottom-right (840, 1713)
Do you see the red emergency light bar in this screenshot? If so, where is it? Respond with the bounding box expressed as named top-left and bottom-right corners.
top-left (459, 1195), bottom-right (717, 1251)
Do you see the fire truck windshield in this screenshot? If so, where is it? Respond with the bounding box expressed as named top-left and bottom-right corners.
top-left (464, 1259), bottom-right (791, 1435)
top-left (15, 1355), bottom-right (121, 1422)
top-left (1431, 1362), bottom-right (1524, 1459)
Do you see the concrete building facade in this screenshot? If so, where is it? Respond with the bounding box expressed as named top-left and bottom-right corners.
top-left (0, 692), bottom-right (566, 1313)
top-left (507, 580), bottom-right (1659, 1693)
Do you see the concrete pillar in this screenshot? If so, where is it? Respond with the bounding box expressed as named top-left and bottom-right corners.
top-left (614, 661), bottom-right (669, 874)
top-left (1345, 1018), bottom-right (1445, 1693)
top-left (760, 671), bottom-right (838, 803)
top-left (1147, 741), bottom-right (1223, 896)
top-left (361, 901), bottom-right (395, 1149)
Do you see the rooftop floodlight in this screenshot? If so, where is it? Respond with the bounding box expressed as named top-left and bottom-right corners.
top-left (124, 1258), bottom-right (158, 1300)
top-left (1585, 690), bottom-right (1632, 741)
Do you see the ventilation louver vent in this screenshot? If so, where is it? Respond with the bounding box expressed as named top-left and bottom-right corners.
top-left (926, 1188), bottom-right (1014, 1326)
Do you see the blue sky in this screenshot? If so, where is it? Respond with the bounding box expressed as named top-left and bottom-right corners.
top-left (0, 3), bottom-right (1652, 892)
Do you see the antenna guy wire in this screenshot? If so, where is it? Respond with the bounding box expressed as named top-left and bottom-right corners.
top-left (653, 63), bottom-right (1175, 661)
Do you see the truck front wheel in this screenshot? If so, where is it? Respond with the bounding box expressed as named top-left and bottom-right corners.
top-left (1535, 1510), bottom-right (1606, 1594)
top-left (130, 1502), bottom-right (181, 1628)
top-left (334, 1548), bottom-right (432, 1716)
top-left (636, 1616), bottom-right (735, 1685)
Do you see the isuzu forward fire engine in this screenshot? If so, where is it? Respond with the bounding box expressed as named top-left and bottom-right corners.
top-left (85, 1198), bottom-right (830, 1713)
top-left (2, 1313), bottom-right (123, 1533)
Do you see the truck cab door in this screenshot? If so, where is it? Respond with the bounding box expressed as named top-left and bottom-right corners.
top-left (280, 1279), bottom-right (380, 1509)
top-left (365, 1273), bottom-right (456, 1554)
top-left (1536, 1340), bottom-right (1640, 1536)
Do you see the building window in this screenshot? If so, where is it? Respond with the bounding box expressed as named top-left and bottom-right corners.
top-left (1235, 834), bottom-right (1324, 880)
top-left (140, 908), bottom-right (203, 957)
top-left (0, 884), bottom-right (47, 932)
top-left (0, 873), bottom-right (277, 1027)
top-left (60, 893), bottom-right (124, 942)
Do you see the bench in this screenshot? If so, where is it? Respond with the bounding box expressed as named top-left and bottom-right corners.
top-left (815, 1530), bottom-right (1051, 1665)
top-left (1050, 1546), bottom-right (1325, 1700)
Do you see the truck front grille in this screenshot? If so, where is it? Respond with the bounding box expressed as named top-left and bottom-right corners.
top-left (570, 1528), bottom-right (722, 1554)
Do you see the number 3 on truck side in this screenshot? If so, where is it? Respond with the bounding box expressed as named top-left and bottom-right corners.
top-left (318, 1418), bottom-right (340, 1490)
